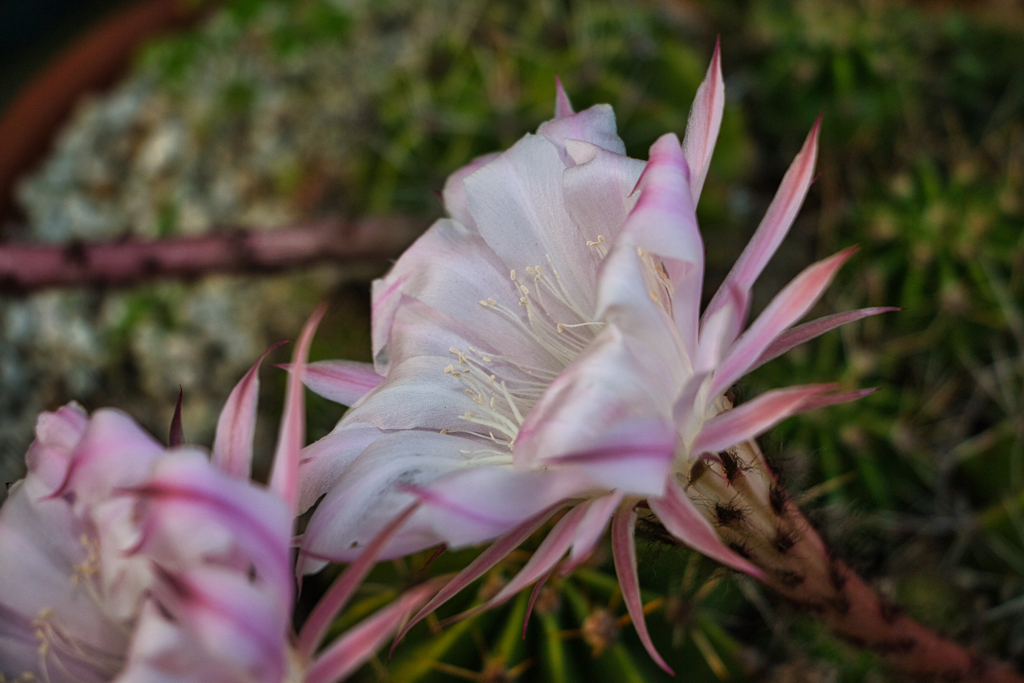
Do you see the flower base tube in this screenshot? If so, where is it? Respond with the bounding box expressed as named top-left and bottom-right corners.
top-left (675, 437), bottom-right (1024, 683)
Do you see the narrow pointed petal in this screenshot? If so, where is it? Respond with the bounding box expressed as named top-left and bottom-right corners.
top-left (269, 304), bottom-right (326, 516)
top-left (298, 503), bottom-right (419, 658)
top-left (796, 387), bottom-right (875, 413)
top-left (306, 580), bottom-right (440, 683)
top-left (213, 341), bottom-right (287, 479)
top-left (695, 281), bottom-right (747, 373)
top-left (693, 384), bottom-right (835, 454)
top-left (523, 565), bottom-right (557, 638)
top-left (442, 504), bottom-right (588, 625)
top-left (648, 478), bottom-right (764, 578)
top-left (682, 38), bottom-right (724, 204)
top-left (711, 247), bottom-right (856, 397)
top-left (169, 388), bottom-right (184, 448)
top-left (702, 118), bottom-right (821, 333)
top-left (561, 490), bottom-right (624, 574)
top-left (611, 506), bottom-right (673, 675)
top-left (753, 307), bottom-right (898, 369)
top-left (554, 76), bottom-right (574, 118)
top-left (391, 504), bottom-right (562, 650)
top-left (289, 360), bottom-right (385, 406)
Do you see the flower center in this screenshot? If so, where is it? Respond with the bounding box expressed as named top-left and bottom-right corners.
top-left (443, 253), bottom-right (605, 453)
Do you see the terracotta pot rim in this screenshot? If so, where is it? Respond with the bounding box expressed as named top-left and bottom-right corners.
top-left (0, 0), bottom-right (201, 226)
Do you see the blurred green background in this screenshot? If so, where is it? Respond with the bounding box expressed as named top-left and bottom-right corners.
top-left (3, 0), bottom-right (1024, 680)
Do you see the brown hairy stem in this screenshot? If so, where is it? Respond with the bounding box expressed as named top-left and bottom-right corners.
top-left (762, 502), bottom-right (1022, 682)
top-left (684, 438), bottom-right (1023, 682)
top-left (0, 216), bottom-right (425, 293)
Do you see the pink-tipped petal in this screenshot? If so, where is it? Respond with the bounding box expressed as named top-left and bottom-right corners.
top-left (49, 409), bottom-right (165, 509)
top-left (702, 117), bottom-right (821, 335)
top-left (611, 506), bottom-right (673, 675)
top-left (682, 38), bottom-right (724, 204)
top-left (442, 504), bottom-right (588, 626)
top-left (212, 341), bottom-right (287, 479)
top-left (547, 417), bottom-right (676, 497)
top-left (131, 453), bottom-right (293, 602)
top-left (752, 307), bottom-right (899, 369)
top-left (693, 384), bottom-right (835, 454)
top-left (269, 304), bottom-right (326, 516)
top-left (561, 491), bottom-right (623, 575)
top-left (290, 360), bottom-right (385, 406)
top-left (523, 565), bottom-right (557, 638)
top-left (305, 579), bottom-right (440, 683)
top-left (554, 76), bottom-right (575, 118)
top-left (391, 504), bottom-right (562, 652)
top-left (796, 387), bottom-right (875, 413)
top-left (26, 402), bottom-right (89, 490)
top-left (711, 247), bottom-right (856, 397)
top-left (150, 565), bottom-right (289, 682)
top-left (695, 281), bottom-right (747, 373)
top-left (648, 478), bottom-right (764, 578)
top-left (298, 503), bottom-right (419, 658)
top-left (615, 133), bottom-right (704, 354)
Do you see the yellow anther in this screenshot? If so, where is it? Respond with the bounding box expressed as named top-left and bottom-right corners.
top-left (649, 290), bottom-right (660, 303)
top-left (510, 270), bottom-right (516, 281)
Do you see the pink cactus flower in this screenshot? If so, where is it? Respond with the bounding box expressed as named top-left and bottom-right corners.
top-left (295, 43), bottom-right (895, 672)
top-left (0, 309), bottom-right (433, 683)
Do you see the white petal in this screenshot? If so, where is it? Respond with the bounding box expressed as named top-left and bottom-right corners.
top-left (299, 431), bottom-right (479, 569)
top-left (465, 134), bottom-right (597, 319)
top-left (562, 140), bottom-right (645, 249)
top-left (537, 103), bottom-right (626, 166)
top-left (442, 152), bottom-right (502, 230)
